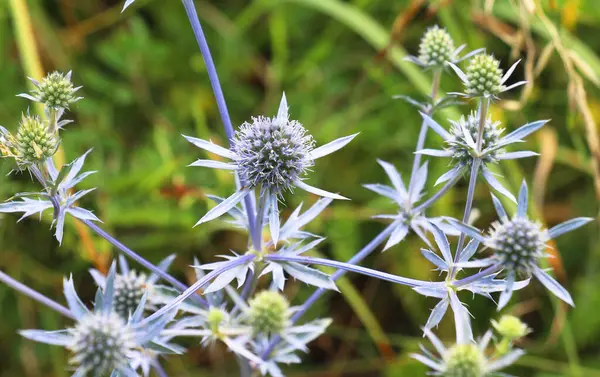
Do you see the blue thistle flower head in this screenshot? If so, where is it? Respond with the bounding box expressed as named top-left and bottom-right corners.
top-left (486, 216), bottom-right (547, 276)
top-left (69, 311), bottom-right (136, 375)
top-left (231, 108), bottom-right (315, 195)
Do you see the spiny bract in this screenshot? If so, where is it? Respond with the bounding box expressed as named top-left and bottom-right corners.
top-left (231, 115), bottom-right (315, 194)
top-left (69, 312), bottom-right (135, 375)
top-left (418, 25), bottom-right (455, 68)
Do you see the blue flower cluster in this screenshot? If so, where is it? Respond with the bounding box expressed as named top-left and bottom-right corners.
top-left (0, 5), bottom-right (594, 377)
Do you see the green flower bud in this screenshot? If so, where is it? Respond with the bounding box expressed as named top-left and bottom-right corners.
top-left (248, 291), bottom-right (290, 335)
top-left (207, 307), bottom-right (227, 333)
top-left (418, 25), bottom-right (455, 68)
top-left (443, 343), bottom-right (485, 377)
top-left (33, 71), bottom-right (79, 109)
top-left (15, 114), bottom-right (58, 165)
top-left (465, 54), bottom-right (503, 97)
top-left (492, 315), bottom-right (530, 340)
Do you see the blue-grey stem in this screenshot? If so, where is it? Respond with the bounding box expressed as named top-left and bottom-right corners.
top-left (408, 69), bottom-right (442, 198)
top-left (181, 0), bottom-right (259, 250)
top-left (141, 254), bottom-right (256, 325)
top-left (260, 223), bottom-right (395, 359)
top-left (450, 158), bottom-right (481, 275)
top-left (453, 263), bottom-right (501, 288)
top-left (0, 269), bottom-right (75, 320)
top-left (451, 97), bottom-right (489, 276)
top-left (414, 174), bottom-right (461, 213)
top-left (82, 219), bottom-right (208, 308)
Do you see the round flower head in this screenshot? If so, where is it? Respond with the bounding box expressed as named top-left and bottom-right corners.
top-left (447, 181), bottom-right (593, 309)
top-left (444, 343), bottom-right (485, 377)
top-left (184, 93), bottom-right (356, 231)
top-left (30, 71), bottom-right (82, 109)
top-left (248, 290), bottom-right (290, 335)
top-left (487, 217), bottom-right (547, 276)
top-left (464, 54), bottom-right (503, 97)
top-left (113, 271), bottom-right (148, 319)
top-left (448, 112), bottom-right (502, 168)
top-left (69, 312), bottom-right (136, 375)
top-left (15, 114), bottom-right (59, 165)
top-left (231, 114), bottom-right (315, 195)
top-left (418, 25), bottom-right (455, 69)
top-left (492, 315), bottom-right (530, 341)
top-left (448, 54), bottom-right (526, 99)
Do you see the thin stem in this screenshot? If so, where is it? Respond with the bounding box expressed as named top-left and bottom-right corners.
top-left (181, 0), bottom-right (259, 250)
top-left (0, 269), bottom-right (75, 320)
top-left (408, 69), bottom-right (442, 197)
top-left (260, 224), bottom-right (395, 359)
top-left (475, 97), bottom-right (490, 152)
top-left (82, 219), bottom-right (208, 308)
top-left (451, 158), bottom-right (481, 275)
top-left (414, 174), bottom-right (461, 213)
top-left (453, 263), bottom-right (501, 288)
top-left (451, 96), bottom-right (489, 276)
top-left (140, 254), bottom-right (255, 325)
top-left (253, 193), bottom-right (268, 251)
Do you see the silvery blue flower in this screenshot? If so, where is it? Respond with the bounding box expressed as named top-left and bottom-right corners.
top-left (418, 111), bottom-right (547, 201)
top-left (448, 180), bottom-right (593, 309)
top-left (184, 93), bottom-right (357, 239)
top-left (0, 150), bottom-right (100, 244)
top-left (364, 159), bottom-right (459, 250)
top-left (448, 55), bottom-right (527, 99)
top-left (19, 263), bottom-right (180, 377)
top-left (412, 328), bottom-right (524, 376)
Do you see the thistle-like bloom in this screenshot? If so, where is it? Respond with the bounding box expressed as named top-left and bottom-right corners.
top-left (419, 111), bottom-right (547, 201)
top-left (412, 329), bottom-right (524, 377)
top-left (9, 114), bottom-right (59, 167)
top-left (0, 150), bottom-right (100, 243)
top-left (405, 25), bottom-right (483, 70)
top-left (449, 181), bottom-right (593, 309)
top-left (89, 255), bottom-right (176, 319)
top-left (20, 264), bottom-right (180, 377)
top-left (448, 54), bottom-right (526, 99)
top-left (18, 71), bottom-right (83, 110)
top-left (364, 159), bottom-right (459, 250)
top-left (184, 93), bottom-right (357, 235)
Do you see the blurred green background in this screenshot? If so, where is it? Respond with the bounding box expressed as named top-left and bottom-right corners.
top-left (1, 0), bottom-right (599, 376)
